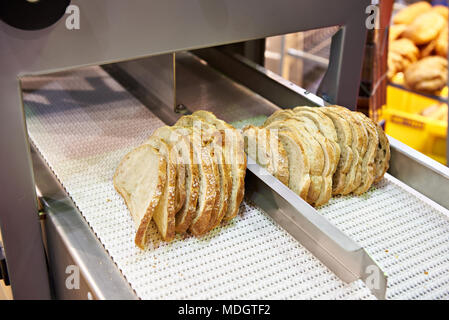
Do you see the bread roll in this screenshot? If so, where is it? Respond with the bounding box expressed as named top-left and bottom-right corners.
top-left (403, 11), bottom-right (446, 45)
top-left (393, 2), bottom-right (432, 25)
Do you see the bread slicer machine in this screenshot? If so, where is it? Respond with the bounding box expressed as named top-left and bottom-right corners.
top-left (1, 0), bottom-right (449, 300)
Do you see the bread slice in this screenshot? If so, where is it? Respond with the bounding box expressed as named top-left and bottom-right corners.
top-left (175, 115), bottom-right (227, 232)
top-left (191, 110), bottom-right (247, 222)
top-left (265, 119), bottom-right (323, 205)
top-left (113, 144), bottom-right (167, 249)
top-left (276, 130), bottom-right (310, 199)
top-left (331, 106), bottom-right (369, 194)
top-left (319, 107), bottom-right (354, 195)
top-left (373, 123), bottom-right (391, 183)
top-left (263, 109), bottom-right (296, 127)
top-left (174, 154), bottom-right (186, 213)
top-left (292, 106), bottom-right (341, 173)
top-left (267, 128), bottom-right (290, 186)
top-left (144, 136), bottom-right (177, 241)
top-left (285, 119), bottom-right (324, 205)
top-left (203, 129), bottom-right (230, 230)
top-left (152, 126), bottom-right (199, 234)
top-left (352, 112), bottom-right (379, 195)
top-left (289, 116), bottom-right (334, 206)
top-left (263, 108), bottom-right (335, 205)
top-left (151, 128), bottom-right (186, 214)
top-left (242, 125), bottom-right (289, 185)
top-left (325, 106), bottom-right (364, 195)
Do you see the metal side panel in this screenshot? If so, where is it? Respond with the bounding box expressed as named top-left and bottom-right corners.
top-left (31, 147), bottom-right (137, 300)
top-left (388, 137), bottom-right (449, 210)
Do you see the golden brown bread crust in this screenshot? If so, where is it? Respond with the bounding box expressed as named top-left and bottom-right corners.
top-left (319, 107), bottom-right (354, 196)
top-left (352, 112), bottom-right (378, 195)
top-left (389, 24), bottom-right (407, 42)
top-left (404, 56), bottom-right (448, 94)
top-left (175, 134), bottom-right (200, 233)
top-left (277, 130), bottom-right (311, 200)
top-left (154, 126), bottom-right (200, 234)
top-left (208, 130), bottom-right (232, 229)
top-left (327, 106), bottom-right (366, 195)
top-left (388, 38), bottom-right (420, 78)
top-left (144, 136), bottom-right (177, 242)
top-left (393, 1), bottom-right (432, 25)
top-left (267, 129), bottom-right (289, 186)
top-left (373, 123), bottom-right (391, 184)
top-left (403, 11), bottom-right (446, 45)
top-left (205, 141), bottom-right (221, 231)
top-left (191, 110), bottom-right (246, 222)
top-left (189, 136), bottom-right (217, 236)
top-left (227, 129), bottom-right (247, 221)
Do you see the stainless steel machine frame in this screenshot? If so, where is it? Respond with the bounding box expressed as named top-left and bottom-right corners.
top-left (3, 0), bottom-right (448, 300)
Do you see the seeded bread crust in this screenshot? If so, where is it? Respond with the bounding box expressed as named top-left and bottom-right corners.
top-left (175, 115), bottom-right (229, 232)
top-left (352, 112), bottom-right (379, 195)
top-left (319, 108), bottom-right (354, 195)
top-left (328, 106), bottom-right (366, 195)
top-left (113, 144), bottom-right (167, 249)
top-left (152, 126), bottom-right (200, 234)
top-left (264, 107), bottom-right (338, 205)
top-left (173, 118), bottom-right (219, 236)
top-left (151, 126), bottom-right (186, 215)
top-left (201, 124), bottom-right (231, 230)
top-left (373, 123), bottom-right (391, 183)
top-left (144, 136), bottom-right (177, 242)
top-left (191, 111), bottom-right (246, 222)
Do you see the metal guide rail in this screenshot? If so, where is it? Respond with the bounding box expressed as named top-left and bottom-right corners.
top-left (22, 56), bottom-right (449, 299)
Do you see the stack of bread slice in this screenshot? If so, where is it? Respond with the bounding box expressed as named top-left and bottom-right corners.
top-left (114, 111), bottom-right (246, 249)
top-left (242, 105), bottom-right (390, 207)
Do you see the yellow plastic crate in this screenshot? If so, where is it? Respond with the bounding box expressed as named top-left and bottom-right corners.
top-left (383, 74), bottom-right (447, 165)
top-left (387, 74), bottom-right (448, 114)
